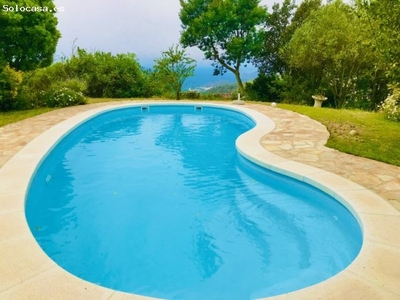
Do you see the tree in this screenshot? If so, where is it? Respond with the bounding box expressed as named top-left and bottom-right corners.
top-left (251, 0), bottom-right (322, 104)
top-left (355, 0), bottom-right (400, 83)
top-left (256, 0), bottom-right (296, 75)
top-left (153, 45), bottom-right (196, 100)
top-left (0, 0), bottom-right (61, 71)
top-left (287, 0), bottom-right (322, 35)
top-left (179, 0), bottom-right (267, 95)
top-left (284, 0), bottom-right (376, 108)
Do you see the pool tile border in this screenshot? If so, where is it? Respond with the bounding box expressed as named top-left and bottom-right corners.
top-left (0, 102), bottom-right (399, 300)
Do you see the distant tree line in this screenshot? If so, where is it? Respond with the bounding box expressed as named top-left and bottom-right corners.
top-left (1, 0), bottom-right (400, 121)
top-left (0, 0), bottom-right (196, 110)
top-left (248, 0), bottom-right (400, 111)
top-left (179, 0), bottom-right (400, 119)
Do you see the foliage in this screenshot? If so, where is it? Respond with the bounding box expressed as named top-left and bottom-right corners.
top-left (153, 45), bottom-right (196, 100)
top-left (67, 49), bottom-right (148, 98)
top-left (0, 0), bottom-right (61, 71)
top-left (17, 63), bottom-right (81, 108)
top-left (181, 91), bottom-right (201, 99)
top-left (286, 0), bottom-right (322, 34)
top-left (0, 65), bottom-right (23, 111)
top-left (380, 88), bottom-right (400, 121)
top-left (16, 49), bottom-right (155, 110)
top-left (179, 0), bottom-right (267, 94)
top-left (348, 0), bottom-right (400, 109)
top-left (141, 68), bottom-right (162, 98)
top-left (199, 93), bottom-right (230, 100)
top-left (355, 0), bottom-right (400, 83)
top-left (284, 0), bottom-right (376, 108)
top-left (245, 73), bottom-right (283, 102)
top-left (256, 0), bottom-right (296, 75)
top-left (45, 87), bottom-right (86, 108)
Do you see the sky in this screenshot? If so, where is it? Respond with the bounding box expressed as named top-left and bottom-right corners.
top-left (53, 0), bottom-right (288, 67)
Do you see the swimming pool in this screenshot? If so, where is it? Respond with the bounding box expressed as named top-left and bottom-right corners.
top-left (25, 104), bottom-right (362, 299)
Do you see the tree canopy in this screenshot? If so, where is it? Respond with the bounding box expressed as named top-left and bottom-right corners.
top-left (355, 0), bottom-right (400, 83)
top-left (284, 0), bottom-right (377, 108)
top-left (256, 0), bottom-right (296, 75)
top-left (179, 0), bottom-right (267, 94)
top-left (0, 0), bottom-right (61, 71)
top-left (153, 45), bottom-right (196, 100)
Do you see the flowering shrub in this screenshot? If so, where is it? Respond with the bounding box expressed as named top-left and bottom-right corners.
top-left (380, 88), bottom-right (400, 122)
top-left (46, 87), bottom-right (86, 108)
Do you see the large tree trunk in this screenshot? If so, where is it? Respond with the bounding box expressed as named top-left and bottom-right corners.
top-left (234, 69), bottom-right (245, 96)
top-left (176, 84), bottom-right (182, 100)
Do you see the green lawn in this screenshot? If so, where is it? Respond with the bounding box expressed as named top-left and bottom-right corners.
top-left (1, 101), bottom-right (399, 167)
top-left (278, 104), bottom-right (400, 167)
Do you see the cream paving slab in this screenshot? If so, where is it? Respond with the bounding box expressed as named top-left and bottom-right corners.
top-left (267, 270), bottom-right (400, 300)
top-left (0, 267), bottom-right (114, 300)
top-left (347, 241), bottom-right (400, 296)
top-left (0, 211), bottom-right (28, 241)
top-left (0, 190), bottom-right (25, 215)
top-left (0, 101), bottom-right (399, 299)
top-left (0, 237), bottom-right (55, 292)
top-left (333, 189), bottom-right (400, 216)
top-left (108, 292), bottom-right (163, 300)
top-left (358, 214), bottom-right (400, 247)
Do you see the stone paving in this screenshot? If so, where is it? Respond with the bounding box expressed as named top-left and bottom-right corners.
top-left (1, 100), bottom-right (399, 213)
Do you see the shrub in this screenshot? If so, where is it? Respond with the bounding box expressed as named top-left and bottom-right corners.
top-left (58, 78), bottom-right (87, 94)
top-left (199, 93), bottom-right (226, 100)
top-left (68, 49), bottom-right (147, 98)
top-left (181, 91), bottom-right (200, 99)
top-left (17, 63), bottom-right (71, 108)
top-left (380, 88), bottom-right (400, 121)
top-left (245, 74), bottom-right (283, 102)
top-left (18, 65), bottom-right (86, 108)
top-left (45, 87), bottom-right (86, 108)
top-left (0, 65), bottom-right (23, 111)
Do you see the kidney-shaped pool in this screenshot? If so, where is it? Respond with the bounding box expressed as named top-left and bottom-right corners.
top-left (26, 104), bottom-right (362, 300)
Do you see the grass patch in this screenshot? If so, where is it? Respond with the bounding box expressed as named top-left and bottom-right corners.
top-left (0, 107), bottom-right (55, 127)
top-left (278, 104), bottom-right (400, 166)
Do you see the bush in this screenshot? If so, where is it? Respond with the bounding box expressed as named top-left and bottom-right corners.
top-left (18, 64), bottom-right (86, 108)
top-left (380, 88), bottom-right (400, 121)
top-left (45, 87), bottom-right (86, 108)
top-left (0, 65), bottom-right (23, 111)
top-left (245, 74), bottom-right (283, 102)
top-left (17, 63), bottom-right (71, 108)
top-left (199, 93), bottom-right (227, 100)
top-left (181, 91), bottom-right (201, 99)
top-left (68, 49), bottom-right (148, 98)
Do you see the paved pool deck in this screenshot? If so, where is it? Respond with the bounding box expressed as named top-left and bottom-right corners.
top-left (0, 100), bottom-right (399, 299)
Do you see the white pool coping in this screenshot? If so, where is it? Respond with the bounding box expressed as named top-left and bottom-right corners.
top-left (0, 102), bottom-right (399, 300)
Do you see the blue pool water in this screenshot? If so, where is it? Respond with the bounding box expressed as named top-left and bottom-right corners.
top-left (26, 105), bottom-right (362, 299)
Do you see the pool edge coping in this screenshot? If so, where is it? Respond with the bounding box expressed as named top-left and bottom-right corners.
top-left (0, 101), bottom-right (399, 300)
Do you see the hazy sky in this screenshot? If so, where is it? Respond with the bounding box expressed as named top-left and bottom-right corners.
top-left (53, 0), bottom-right (288, 66)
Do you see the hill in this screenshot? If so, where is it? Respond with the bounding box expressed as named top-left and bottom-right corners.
top-left (183, 65), bottom-right (257, 91)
